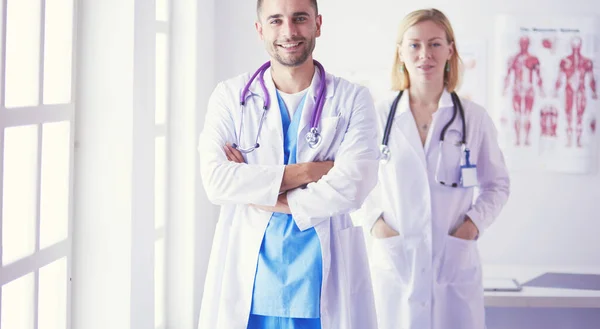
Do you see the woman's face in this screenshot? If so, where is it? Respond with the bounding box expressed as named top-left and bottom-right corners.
top-left (399, 20), bottom-right (453, 85)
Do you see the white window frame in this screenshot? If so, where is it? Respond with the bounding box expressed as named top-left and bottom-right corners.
top-left (0, 0), bottom-right (78, 328)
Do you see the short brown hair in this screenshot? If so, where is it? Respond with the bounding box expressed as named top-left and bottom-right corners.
top-left (391, 8), bottom-right (461, 92)
top-left (256, 0), bottom-right (319, 18)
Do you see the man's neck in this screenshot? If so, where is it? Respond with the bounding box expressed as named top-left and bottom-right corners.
top-left (270, 59), bottom-right (315, 94)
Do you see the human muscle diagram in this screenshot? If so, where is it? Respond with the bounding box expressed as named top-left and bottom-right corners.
top-left (502, 36), bottom-right (545, 147)
top-left (553, 36), bottom-right (598, 148)
top-left (494, 16), bottom-right (600, 173)
top-left (540, 105), bottom-right (558, 137)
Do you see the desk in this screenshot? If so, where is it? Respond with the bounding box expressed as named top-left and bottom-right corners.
top-left (483, 265), bottom-right (600, 308)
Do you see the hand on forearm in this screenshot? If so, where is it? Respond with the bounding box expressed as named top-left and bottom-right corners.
top-left (251, 193), bottom-right (291, 214)
top-left (279, 161), bottom-right (334, 192)
top-left (224, 143), bottom-right (246, 163)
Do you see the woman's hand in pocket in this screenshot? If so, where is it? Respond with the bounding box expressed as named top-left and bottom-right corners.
top-left (451, 217), bottom-right (479, 240)
top-left (371, 217), bottom-right (400, 239)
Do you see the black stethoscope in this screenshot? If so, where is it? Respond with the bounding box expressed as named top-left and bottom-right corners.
top-left (380, 90), bottom-right (476, 188)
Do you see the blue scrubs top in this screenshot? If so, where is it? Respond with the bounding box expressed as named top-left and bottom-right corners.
top-left (250, 91), bottom-right (323, 318)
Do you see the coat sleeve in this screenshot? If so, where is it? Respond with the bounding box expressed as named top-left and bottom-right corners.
top-left (198, 82), bottom-right (285, 206)
top-left (357, 97), bottom-right (391, 232)
top-left (360, 180), bottom-right (384, 232)
top-left (465, 110), bottom-right (510, 236)
top-left (287, 86), bottom-right (380, 231)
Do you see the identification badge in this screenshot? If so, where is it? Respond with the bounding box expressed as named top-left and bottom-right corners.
top-left (460, 148), bottom-right (478, 187)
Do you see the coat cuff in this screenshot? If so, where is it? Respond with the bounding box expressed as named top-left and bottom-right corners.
top-left (364, 208), bottom-right (383, 233)
top-left (465, 209), bottom-right (487, 238)
top-left (287, 187), bottom-right (312, 231)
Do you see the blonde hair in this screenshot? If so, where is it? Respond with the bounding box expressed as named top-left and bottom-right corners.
top-left (391, 8), bottom-right (461, 92)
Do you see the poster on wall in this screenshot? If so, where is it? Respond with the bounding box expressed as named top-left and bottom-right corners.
top-left (493, 15), bottom-right (600, 174)
top-left (456, 40), bottom-right (488, 109)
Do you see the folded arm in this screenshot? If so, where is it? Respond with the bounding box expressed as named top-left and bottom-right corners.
top-left (199, 83), bottom-right (286, 206)
top-left (224, 144), bottom-right (334, 213)
top-left (287, 87), bottom-right (380, 231)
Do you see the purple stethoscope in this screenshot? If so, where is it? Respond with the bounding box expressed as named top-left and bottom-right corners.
top-left (232, 60), bottom-right (327, 153)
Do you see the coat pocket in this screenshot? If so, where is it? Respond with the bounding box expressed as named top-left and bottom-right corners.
top-left (370, 235), bottom-right (420, 286)
top-left (305, 116), bottom-right (340, 161)
top-left (437, 235), bottom-right (481, 284)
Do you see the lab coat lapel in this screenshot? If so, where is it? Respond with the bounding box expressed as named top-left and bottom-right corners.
top-left (254, 67), bottom-right (284, 165)
top-left (424, 90), bottom-right (454, 154)
top-left (395, 92), bottom-right (427, 169)
top-left (296, 65), bottom-right (333, 162)
top-left (297, 65), bottom-right (323, 142)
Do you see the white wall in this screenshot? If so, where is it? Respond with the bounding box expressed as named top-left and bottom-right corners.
top-left (167, 0), bottom-right (202, 328)
top-left (193, 0), bottom-right (219, 328)
top-left (74, 1), bottom-right (204, 329)
top-left (209, 0), bottom-right (600, 328)
top-left (73, 1), bottom-right (135, 328)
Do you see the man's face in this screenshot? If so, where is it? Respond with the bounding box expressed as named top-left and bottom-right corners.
top-left (255, 0), bottom-right (321, 67)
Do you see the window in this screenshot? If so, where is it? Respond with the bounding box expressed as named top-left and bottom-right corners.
top-left (0, 1), bottom-right (76, 329)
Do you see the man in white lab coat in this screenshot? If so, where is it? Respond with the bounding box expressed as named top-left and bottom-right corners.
top-left (197, 0), bottom-right (379, 328)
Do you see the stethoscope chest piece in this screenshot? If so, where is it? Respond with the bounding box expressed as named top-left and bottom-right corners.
top-left (306, 127), bottom-right (322, 148)
top-left (380, 145), bottom-right (391, 163)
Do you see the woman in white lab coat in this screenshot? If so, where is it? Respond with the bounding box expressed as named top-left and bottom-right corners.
top-left (362, 8), bottom-right (510, 329)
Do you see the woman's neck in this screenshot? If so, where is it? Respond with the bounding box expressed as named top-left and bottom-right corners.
top-left (408, 81), bottom-right (445, 111)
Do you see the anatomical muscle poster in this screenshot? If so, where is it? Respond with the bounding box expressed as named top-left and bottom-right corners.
top-left (493, 15), bottom-right (600, 173)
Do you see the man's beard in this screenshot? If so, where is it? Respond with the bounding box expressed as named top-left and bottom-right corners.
top-left (271, 37), bottom-right (315, 67)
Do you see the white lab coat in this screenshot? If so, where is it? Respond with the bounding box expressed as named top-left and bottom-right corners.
top-left (197, 66), bottom-right (380, 329)
top-left (362, 90), bottom-right (510, 329)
